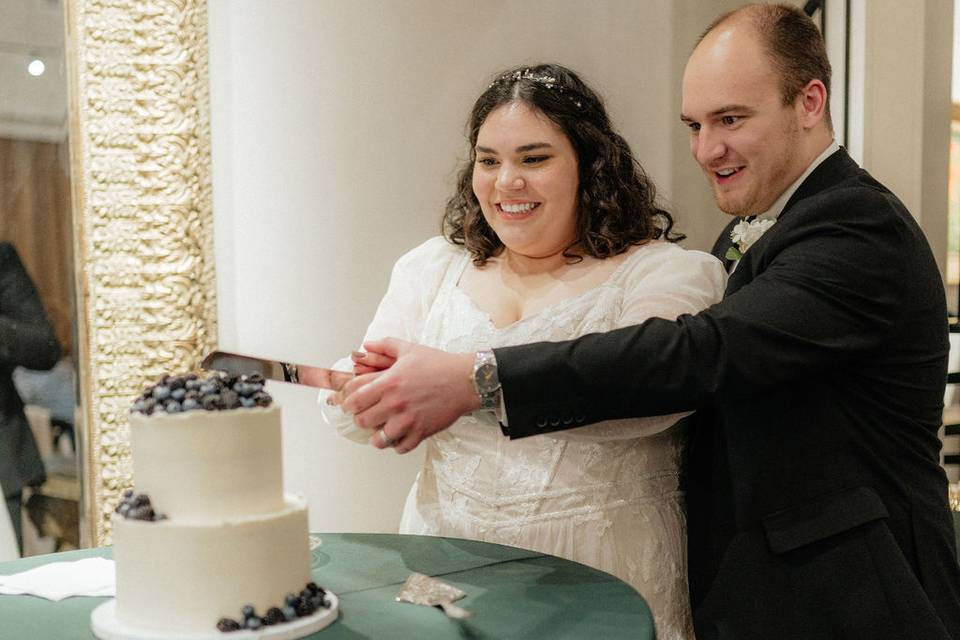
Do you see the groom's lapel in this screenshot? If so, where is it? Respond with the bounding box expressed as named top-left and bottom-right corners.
top-left (711, 217), bottom-right (741, 274)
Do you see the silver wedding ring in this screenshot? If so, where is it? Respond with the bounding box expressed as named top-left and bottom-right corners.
top-left (377, 428), bottom-right (397, 448)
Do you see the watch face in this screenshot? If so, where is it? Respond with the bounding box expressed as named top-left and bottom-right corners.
top-left (475, 362), bottom-right (499, 393)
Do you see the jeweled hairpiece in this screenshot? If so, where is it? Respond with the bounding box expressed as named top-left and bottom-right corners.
top-left (488, 68), bottom-right (583, 108)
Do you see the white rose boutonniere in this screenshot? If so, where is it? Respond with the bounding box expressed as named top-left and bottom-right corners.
top-left (725, 217), bottom-right (776, 261)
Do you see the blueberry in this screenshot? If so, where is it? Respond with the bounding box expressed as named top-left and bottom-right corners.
top-left (122, 489), bottom-right (134, 499)
top-left (116, 503), bottom-right (131, 517)
top-left (244, 616), bottom-right (263, 631)
top-left (152, 385), bottom-right (171, 401)
top-left (171, 388), bottom-right (186, 401)
top-left (182, 398), bottom-right (201, 411)
top-left (164, 400), bottom-right (182, 413)
top-left (185, 378), bottom-right (201, 391)
top-left (216, 617), bottom-right (241, 632)
top-left (263, 607), bottom-right (284, 626)
top-left (283, 593), bottom-right (297, 607)
top-left (240, 397), bottom-right (255, 408)
top-left (199, 383), bottom-right (216, 396)
top-left (281, 605), bottom-right (297, 621)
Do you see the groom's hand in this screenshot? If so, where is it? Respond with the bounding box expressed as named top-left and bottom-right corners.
top-left (338, 338), bottom-right (478, 453)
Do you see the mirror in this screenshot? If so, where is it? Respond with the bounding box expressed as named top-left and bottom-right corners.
top-left (0, 0), bottom-right (80, 557)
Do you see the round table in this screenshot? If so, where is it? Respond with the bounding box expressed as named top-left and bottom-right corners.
top-left (0, 532), bottom-right (654, 639)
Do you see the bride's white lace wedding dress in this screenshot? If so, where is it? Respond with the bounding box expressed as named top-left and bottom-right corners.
top-left (323, 236), bottom-right (725, 639)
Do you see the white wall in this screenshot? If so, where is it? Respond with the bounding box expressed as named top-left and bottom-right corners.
top-left (206, 0), bottom-right (733, 533)
top-left (207, 0), bottom-right (954, 533)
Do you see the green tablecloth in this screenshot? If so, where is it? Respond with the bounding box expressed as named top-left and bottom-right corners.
top-left (0, 533), bottom-right (653, 639)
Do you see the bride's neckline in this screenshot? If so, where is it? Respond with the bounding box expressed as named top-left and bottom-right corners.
top-left (451, 242), bottom-right (657, 331)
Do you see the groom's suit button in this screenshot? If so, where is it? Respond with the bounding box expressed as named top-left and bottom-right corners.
top-left (575, 414), bottom-right (586, 424)
top-left (549, 417), bottom-right (561, 427)
top-left (562, 416), bottom-right (573, 425)
top-left (536, 416), bottom-right (548, 428)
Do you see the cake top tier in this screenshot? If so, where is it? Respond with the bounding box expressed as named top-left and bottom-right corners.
top-left (131, 371), bottom-right (273, 415)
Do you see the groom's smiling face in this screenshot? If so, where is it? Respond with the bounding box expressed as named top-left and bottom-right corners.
top-left (680, 22), bottom-right (808, 217)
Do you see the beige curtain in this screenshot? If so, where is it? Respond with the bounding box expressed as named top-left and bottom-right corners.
top-left (0, 137), bottom-right (73, 352)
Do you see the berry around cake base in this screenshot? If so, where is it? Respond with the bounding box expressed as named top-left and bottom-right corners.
top-left (91, 592), bottom-right (338, 640)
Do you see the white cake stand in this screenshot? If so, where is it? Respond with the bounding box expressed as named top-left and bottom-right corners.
top-left (90, 592), bottom-right (339, 640)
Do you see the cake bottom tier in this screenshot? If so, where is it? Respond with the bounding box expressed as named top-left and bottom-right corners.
top-left (112, 495), bottom-right (312, 634)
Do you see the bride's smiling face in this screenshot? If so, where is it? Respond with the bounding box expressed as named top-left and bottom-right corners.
top-left (472, 102), bottom-right (580, 259)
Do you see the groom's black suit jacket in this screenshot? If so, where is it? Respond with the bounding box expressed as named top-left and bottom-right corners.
top-left (494, 149), bottom-right (960, 639)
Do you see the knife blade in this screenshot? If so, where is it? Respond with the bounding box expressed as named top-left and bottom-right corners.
top-left (200, 350), bottom-right (353, 390)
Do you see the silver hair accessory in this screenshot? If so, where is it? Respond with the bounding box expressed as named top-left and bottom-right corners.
top-left (488, 68), bottom-right (583, 108)
top-left (490, 67), bottom-right (556, 88)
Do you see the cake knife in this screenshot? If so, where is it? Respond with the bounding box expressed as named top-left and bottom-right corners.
top-left (200, 350), bottom-right (353, 390)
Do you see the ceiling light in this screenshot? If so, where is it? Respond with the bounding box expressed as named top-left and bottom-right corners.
top-left (27, 58), bottom-right (45, 77)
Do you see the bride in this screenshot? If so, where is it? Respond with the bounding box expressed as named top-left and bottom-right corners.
top-left (311, 63), bottom-right (724, 640)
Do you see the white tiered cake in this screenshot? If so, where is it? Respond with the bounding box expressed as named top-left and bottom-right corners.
top-left (91, 377), bottom-right (337, 639)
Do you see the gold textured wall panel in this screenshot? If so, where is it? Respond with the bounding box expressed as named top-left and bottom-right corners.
top-left (65, 0), bottom-right (217, 546)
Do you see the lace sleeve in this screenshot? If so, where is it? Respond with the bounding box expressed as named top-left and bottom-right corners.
top-left (318, 237), bottom-right (460, 442)
top-left (548, 245), bottom-right (726, 442)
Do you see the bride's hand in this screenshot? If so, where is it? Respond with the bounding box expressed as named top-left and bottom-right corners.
top-left (351, 349), bottom-right (395, 375)
top-left (338, 338), bottom-right (478, 453)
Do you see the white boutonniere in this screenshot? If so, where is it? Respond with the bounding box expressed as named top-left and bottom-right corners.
top-left (725, 217), bottom-right (776, 261)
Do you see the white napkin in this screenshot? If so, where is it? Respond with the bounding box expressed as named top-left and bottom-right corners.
top-left (0, 557), bottom-right (115, 600)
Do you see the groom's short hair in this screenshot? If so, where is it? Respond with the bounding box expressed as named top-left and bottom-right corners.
top-left (700, 3), bottom-right (833, 131)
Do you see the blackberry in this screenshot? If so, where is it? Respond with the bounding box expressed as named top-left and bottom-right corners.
top-left (221, 390), bottom-right (240, 410)
top-left (294, 596), bottom-right (314, 617)
top-left (216, 617), bottom-right (241, 632)
top-left (201, 394), bottom-right (221, 411)
top-left (263, 607), bottom-right (284, 626)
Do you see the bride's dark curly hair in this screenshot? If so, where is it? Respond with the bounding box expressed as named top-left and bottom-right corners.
top-left (443, 63), bottom-right (683, 265)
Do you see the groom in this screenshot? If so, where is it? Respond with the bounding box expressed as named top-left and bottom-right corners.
top-left (338, 4), bottom-right (960, 638)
